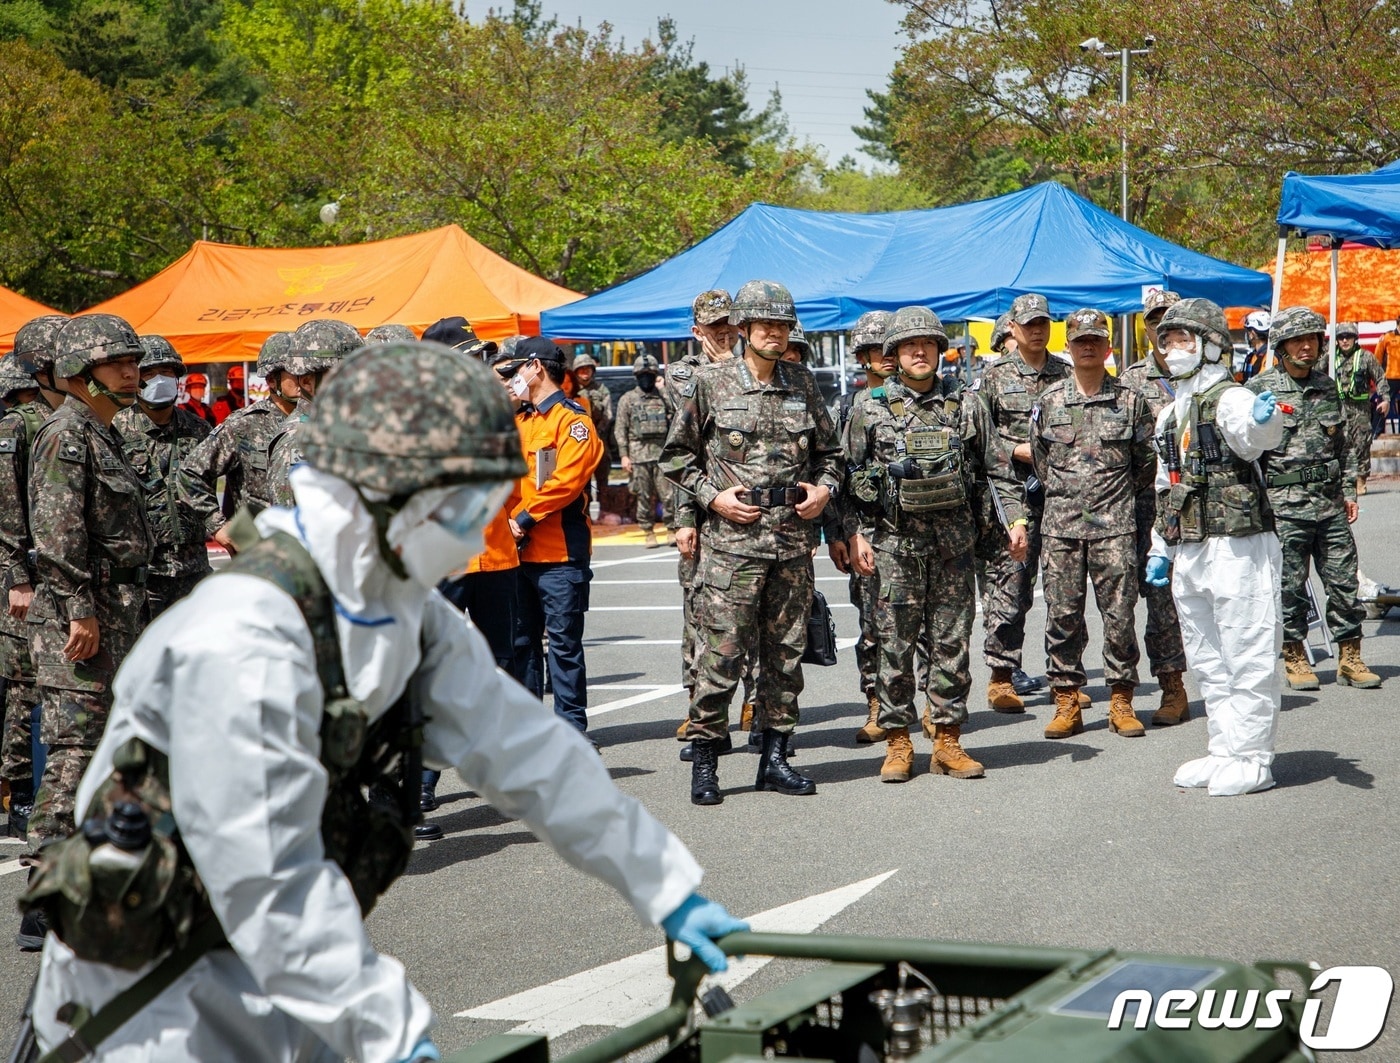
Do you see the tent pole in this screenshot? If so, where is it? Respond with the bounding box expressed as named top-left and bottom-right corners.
top-left (1266, 225), bottom-right (1289, 372)
top-left (838, 334), bottom-right (848, 397)
top-left (1328, 239), bottom-right (1340, 378)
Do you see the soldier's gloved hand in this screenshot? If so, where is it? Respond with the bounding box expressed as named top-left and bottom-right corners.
top-left (399, 1038), bottom-right (440, 1062)
top-left (662, 893), bottom-right (749, 973)
top-left (1251, 390), bottom-right (1278, 424)
top-left (1145, 556), bottom-right (1171, 587)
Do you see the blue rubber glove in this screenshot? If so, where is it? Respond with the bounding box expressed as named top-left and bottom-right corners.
top-left (661, 893), bottom-right (750, 973)
top-left (400, 1039), bottom-right (439, 1062)
top-left (1145, 556), bottom-right (1170, 587)
top-left (1251, 390), bottom-right (1277, 424)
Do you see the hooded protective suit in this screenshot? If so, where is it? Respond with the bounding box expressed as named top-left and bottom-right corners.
top-left (31, 463), bottom-right (703, 1062)
top-left (1149, 362), bottom-right (1284, 796)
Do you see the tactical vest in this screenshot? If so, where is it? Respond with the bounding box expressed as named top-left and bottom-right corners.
top-left (886, 390), bottom-right (965, 514)
top-left (16, 401), bottom-right (45, 447)
top-left (1157, 380), bottom-right (1272, 544)
top-left (635, 400), bottom-right (670, 439)
top-left (19, 529), bottom-right (423, 972)
top-left (1337, 348), bottom-right (1370, 403)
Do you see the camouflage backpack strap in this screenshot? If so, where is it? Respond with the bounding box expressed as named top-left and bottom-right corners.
top-left (1194, 377), bottom-right (1236, 426)
top-left (17, 402), bottom-right (45, 448)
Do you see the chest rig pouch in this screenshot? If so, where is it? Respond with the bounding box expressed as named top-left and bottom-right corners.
top-left (637, 403), bottom-right (669, 440)
top-left (886, 393), bottom-right (965, 514)
top-left (1157, 381), bottom-right (1271, 545)
top-left (18, 530), bottom-right (424, 971)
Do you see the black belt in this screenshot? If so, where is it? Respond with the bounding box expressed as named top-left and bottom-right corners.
top-left (742, 486), bottom-right (805, 508)
top-left (96, 562), bottom-right (149, 586)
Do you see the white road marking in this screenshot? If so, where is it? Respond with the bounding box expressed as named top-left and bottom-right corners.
top-left (589, 606), bottom-right (683, 611)
top-left (586, 639), bottom-right (682, 647)
top-left (590, 684), bottom-right (670, 691)
top-left (589, 555), bottom-right (681, 570)
top-left (0, 859), bottom-right (27, 877)
top-left (592, 579), bottom-right (682, 585)
top-left (457, 870), bottom-right (898, 1037)
top-left (591, 685), bottom-right (687, 715)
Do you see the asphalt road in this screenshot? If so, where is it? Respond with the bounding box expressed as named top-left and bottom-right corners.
top-left (4, 483), bottom-right (1400, 1060)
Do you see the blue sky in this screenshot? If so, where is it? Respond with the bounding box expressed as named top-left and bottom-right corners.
top-left (532, 1), bottom-right (908, 165)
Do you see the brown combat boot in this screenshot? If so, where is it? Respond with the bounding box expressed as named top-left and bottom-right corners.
top-left (1337, 638), bottom-right (1382, 688)
top-left (880, 727), bottom-right (915, 783)
top-left (931, 725), bottom-right (985, 779)
top-left (1151, 670), bottom-right (1191, 726)
top-left (855, 691), bottom-right (886, 744)
top-left (986, 667), bottom-right (1025, 713)
top-left (921, 700), bottom-right (933, 738)
top-left (643, 529), bottom-right (659, 549)
top-left (1077, 690), bottom-right (1092, 709)
top-left (1282, 641), bottom-right (1320, 690)
top-left (1044, 688), bottom-right (1084, 739)
top-left (1107, 683), bottom-right (1144, 737)
top-left (740, 701), bottom-right (755, 731)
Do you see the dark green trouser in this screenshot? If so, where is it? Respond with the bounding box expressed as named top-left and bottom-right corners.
top-left (1277, 512), bottom-right (1364, 643)
top-left (1041, 533), bottom-right (1140, 690)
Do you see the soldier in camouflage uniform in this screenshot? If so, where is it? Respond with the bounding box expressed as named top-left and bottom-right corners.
top-left (978, 294), bottom-right (1070, 711)
top-left (1332, 321), bottom-right (1389, 494)
top-left (1031, 309), bottom-right (1157, 740)
top-left (21, 314), bottom-right (152, 911)
top-left (184, 331), bottom-right (299, 525)
top-left (114, 337), bottom-right (218, 617)
top-left (1248, 307), bottom-right (1380, 691)
top-left (266, 320), bottom-right (364, 507)
top-left (615, 353), bottom-right (675, 547)
top-left (1117, 290), bottom-right (1191, 725)
top-left (572, 353), bottom-right (614, 505)
top-left (663, 280), bottom-right (843, 805)
top-left (846, 307), bottom-right (1026, 783)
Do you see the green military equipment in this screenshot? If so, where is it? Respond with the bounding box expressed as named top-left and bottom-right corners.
top-left (137, 335), bottom-right (185, 376)
top-left (1158, 299), bottom-right (1233, 354)
top-left (634, 354), bottom-right (662, 376)
top-left (1269, 307), bottom-right (1326, 351)
top-left (365, 323), bottom-right (417, 344)
top-left (575, 353), bottom-right (600, 370)
top-left (989, 313), bottom-right (1012, 354)
top-left (850, 310), bottom-right (893, 355)
top-left (786, 324), bottom-right (812, 361)
top-left (729, 280), bottom-right (798, 327)
top-left (52, 314), bottom-right (144, 380)
top-left (883, 307), bottom-right (948, 357)
top-left (884, 389), bottom-right (965, 515)
top-left (444, 932), bottom-right (1313, 1063)
top-left (0, 355), bottom-right (39, 400)
top-left (283, 318), bottom-right (363, 377)
top-left (12, 314), bottom-right (68, 376)
top-left (257, 331), bottom-right (294, 377)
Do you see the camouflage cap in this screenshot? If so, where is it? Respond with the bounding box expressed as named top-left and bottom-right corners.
top-left (1158, 297), bottom-right (1232, 353)
top-left (849, 310), bottom-right (892, 354)
top-left (692, 289), bottom-right (732, 326)
top-left (137, 335), bottom-right (185, 376)
top-left (882, 305), bottom-right (949, 356)
top-left (365, 323), bottom-right (417, 344)
top-left (573, 353), bottom-right (599, 370)
top-left (989, 312), bottom-right (1012, 353)
top-left (12, 314), bottom-right (68, 375)
top-left (1270, 306), bottom-right (1327, 350)
top-left (785, 323), bottom-right (811, 361)
top-left (301, 341), bottom-right (527, 497)
top-left (0, 355), bottom-right (39, 400)
top-left (730, 280), bottom-right (797, 327)
top-left (284, 318), bottom-right (363, 376)
top-left (1335, 321), bottom-right (1360, 339)
top-left (1065, 308), bottom-right (1111, 342)
top-left (257, 332), bottom-right (294, 376)
top-left (53, 313), bottom-right (143, 379)
top-left (1009, 293), bottom-right (1051, 324)
top-left (1142, 289), bottom-right (1181, 318)
top-left (633, 353), bottom-right (661, 375)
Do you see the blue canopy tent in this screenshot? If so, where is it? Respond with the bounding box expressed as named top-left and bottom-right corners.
top-left (541, 182), bottom-right (1271, 343)
top-left (1276, 160), bottom-right (1400, 372)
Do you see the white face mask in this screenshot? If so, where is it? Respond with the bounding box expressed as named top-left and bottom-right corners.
top-left (1164, 335), bottom-right (1223, 380)
top-left (139, 374), bottom-right (180, 408)
top-left (508, 366), bottom-right (532, 400)
top-left (386, 482), bottom-right (513, 587)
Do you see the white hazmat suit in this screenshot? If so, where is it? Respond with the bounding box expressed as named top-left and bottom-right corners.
top-left (1149, 362), bottom-right (1285, 796)
top-left (32, 465), bottom-right (703, 1061)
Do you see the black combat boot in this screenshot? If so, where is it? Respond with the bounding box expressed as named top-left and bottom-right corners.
top-left (678, 732), bottom-right (731, 763)
top-left (690, 739), bottom-right (723, 806)
top-left (7, 785), bottom-right (32, 840)
top-left (16, 869), bottom-right (47, 952)
top-left (753, 730), bottom-right (816, 796)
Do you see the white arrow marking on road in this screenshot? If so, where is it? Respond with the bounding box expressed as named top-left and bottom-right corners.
top-left (456, 870), bottom-right (897, 1037)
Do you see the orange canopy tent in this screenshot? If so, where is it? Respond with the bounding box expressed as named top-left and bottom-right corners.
top-left (84, 225), bottom-right (582, 364)
top-left (1227, 245), bottom-right (1400, 328)
top-left (0, 286), bottom-right (63, 353)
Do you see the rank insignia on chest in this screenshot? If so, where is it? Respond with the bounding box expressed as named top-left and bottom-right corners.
top-left (569, 422), bottom-right (590, 443)
top-left (728, 431), bottom-right (745, 448)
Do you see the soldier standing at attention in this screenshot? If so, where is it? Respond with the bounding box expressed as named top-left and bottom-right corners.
top-left (1117, 290), bottom-right (1191, 726)
top-left (1031, 309), bottom-right (1157, 740)
top-left (1332, 322), bottom-right (1389, 496)
top-left (114, 337), bottom-right (217, 617)
top-left (20, 314), bottom-right (152, 948)
top-left (979, 294), bottom-right (1070, 711)
top-left (662, 280), bottom-right (842, 806)
top-left (615, 354), bottom-right (675, 548)
top-left (1248, 307), bottom-right (1380, 691)
top-left (845, 307), bottom-right (1026, 783)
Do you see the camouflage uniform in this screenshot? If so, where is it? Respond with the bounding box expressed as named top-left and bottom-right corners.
top-left (115, 405), bottom-right (217, 616)
top-left (267, 398), bottom-right (312, 507)
top-left (574, 357), bottom-right (614, 503)
top-left (662, 354), bottom-right (843, 742)
top-left (615, 370), bottom-right (674, 531)
top-left (1248, 363), bottom-right (1363, 643)
top-left (1031, 343), bottom-right (1156, 692)
top-left (847, 376), bottom-right (1021, 731)
top-left (184, 396), bottom-right (287, 516)
top-left (1117, 355), bottom-right (1188, 677)
top-left (978, 295), bottom-right (1071, 672)
top-left (1332, 327), bottom-right (1390, 482)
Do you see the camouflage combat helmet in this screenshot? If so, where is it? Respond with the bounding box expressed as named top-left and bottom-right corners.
top-left (1157, 298), bottom-right (1232, 354)
top-left (257, 332), bottom-right (294, 377)
top-left (729, 280), bottom-right (798, 327)
top-left (138, 335), bottom-right (185, 377)
top-left (1270, 306), bottom-right (1327, 351)
top-left (365, 324), bottom-right (416, 344)
top-left (849, 310), bottom-right (892, 354)
top-left (0, 355), bottom-right (38, 400)
top-left (692, 289), bottom-right (732, 326)
top-left (284, 318), bottom-right (363, 377)
top-left (300, 341), bottom-right (527, 498)
top-left (1335, 321), bottom-right (1360, 339)
top-left (1142, 289), bottom-right (1181, 319)
top-left (882, 306), bottom-right (949, 356)
top-left (989, 312), bottom-right (1012, 353)
top-left (632, 353), bottom-right (661, 376)
top-left (12, 315), bottom-right (68, 376)
top-left (574, 353), bottom-right (599, 370)
top-left (786, 323), bottom-right (812, 361)
top-left (53, 314), bottom-right (144, 380)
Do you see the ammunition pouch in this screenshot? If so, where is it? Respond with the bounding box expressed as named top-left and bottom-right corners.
top-left (1266, 460), bottom-right (1340, 488)
top-left (891, 432), bottom-right (964, 515)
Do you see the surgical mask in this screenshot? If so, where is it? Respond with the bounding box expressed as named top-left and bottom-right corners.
top-left (1164, 336), bottom-right (1223, 381)
top-left (139, 374), bottom-right (179, 408)
top-left (386, 481), bottom-right (513, 587)
top-left (508, 370), bottom-right (530, 400)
